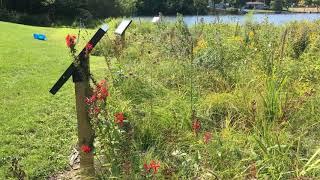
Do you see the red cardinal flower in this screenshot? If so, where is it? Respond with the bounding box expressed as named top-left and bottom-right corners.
top-left (94, 106), bottom-right (100, 114)
top-left (96, 80), bottom-right (109, 100)
top-left (203, 132), bottom-right (212, 144)
top-left (85, 95), bottom-right (97, 105)
top-left (98, 87), bottom-right (109, 99)
top-left (192, 119), bottom-right (201, 134)
top-left (144, 160), bottom-right (160, 174)
top-left (97, 79), bottom-right (106, 88)
top-left (90, 95), bottom-right (97, 102)
top-left (86, 43), bottom-right (93, 54)
top-left (81, 145), bottom-right (91, 153)
top-left (65, 34), bottom-right (77, 48)
top-left (115, 112), bottom-right (126, 126)
top-left (143, 163), bottom-right (150, 172)
top-left (88, 106), bottom-right (101, 117)
top-left (85, 97), bottom-right (90, 105)
top-left (149, 160), bottom-right (160, 174)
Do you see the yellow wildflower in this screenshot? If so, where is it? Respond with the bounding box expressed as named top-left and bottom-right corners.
top-left (193, 38), bottom-right (208, 54)
top-left (249, 31), bottom-right (254, 39)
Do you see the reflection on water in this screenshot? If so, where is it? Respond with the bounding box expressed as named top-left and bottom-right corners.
top-left (134, 13), bottom-right (320, 25)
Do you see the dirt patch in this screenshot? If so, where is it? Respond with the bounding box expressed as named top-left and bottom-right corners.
top-left (48, 148), bottom-right (81, 180)
top-left (48, 168), bottom-right (81, 180)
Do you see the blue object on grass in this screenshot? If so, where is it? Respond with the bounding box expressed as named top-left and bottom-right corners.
top-left (33, 34), bottom-right (47, 41)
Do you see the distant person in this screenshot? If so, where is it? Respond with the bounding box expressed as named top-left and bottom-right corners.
top-left (159, 12), bottom-right (163, 22)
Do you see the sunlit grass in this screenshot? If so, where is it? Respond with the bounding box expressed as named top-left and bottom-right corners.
top-left (0, 21), bottom-right (105, 178)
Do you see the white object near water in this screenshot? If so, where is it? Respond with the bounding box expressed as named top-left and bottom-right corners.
top-left (152, 16), bottom-right (160, 23)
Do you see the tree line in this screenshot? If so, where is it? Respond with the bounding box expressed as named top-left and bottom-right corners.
top-left (1, 0), bottom-right (320, 26)
top-left (0, 0), bottom-right (208, 22)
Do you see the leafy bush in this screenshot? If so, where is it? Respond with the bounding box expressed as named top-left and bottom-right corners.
top-left (0, 9), bottom-right (51, 26)
top-left (20, 14), bottom-right (51, 26)
top-left (0, 9), bottom-right (20, 23)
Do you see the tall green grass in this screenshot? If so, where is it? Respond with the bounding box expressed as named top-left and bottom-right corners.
top-left (87, 17), bottom-right (320, 178)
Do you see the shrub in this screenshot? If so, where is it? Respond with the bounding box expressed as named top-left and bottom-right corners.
top-left (271, 0), bottom-right (283, 12)
top-left (20, 14), bottom-right (51, 26)
top-left (0, 9), bottom-right (51, 26)
top-left (0, 9), bottom-right (20, 23)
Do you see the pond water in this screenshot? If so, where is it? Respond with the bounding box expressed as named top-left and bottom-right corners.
top-left (134, 13), bottom-right (320, 25)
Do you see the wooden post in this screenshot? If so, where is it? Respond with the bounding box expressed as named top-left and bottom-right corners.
top-left (114, 20), bottom-right (132, 50)
top-left (116, 33), bottom-right (125, 50)
top-left (49, 25), bottom-right (109, 179)
top-left (73, 56), bottom-right (95, 178)
top-left (121, 32), bottom-right (125, 48)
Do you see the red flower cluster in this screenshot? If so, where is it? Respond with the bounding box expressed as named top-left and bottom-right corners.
top-left (85, 95), bottom-right (97, 105)
top-left (203, 132), bottom-right (212, 144)
top-left (88, 106), bottom-right (100, 117)
top-left (95, 79), bottom-right (109, 100)
top-left (115, 112), bottom-right (126, 126)
top-left (192, 119), bottom-right (201, 134)
top-left (94, 106), bottom-right (101, 114)
top-left (81, 145), bottom-right (92, 153)
top-left (86, 43), bottom-right (93, 54)
top-left (66, 34), bottom-right (77, 48)
top-left (85, 79), bottom-right (109, 105)
top-left (144, 160), bottom-right (160, 174)
top-left (85, 80), bottom-right (109, 117)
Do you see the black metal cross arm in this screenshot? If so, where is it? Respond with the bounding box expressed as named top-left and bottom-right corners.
top-left (49, 24), bottom-right (109, 95)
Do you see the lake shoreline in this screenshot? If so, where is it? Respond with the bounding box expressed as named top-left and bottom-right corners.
top-left (207, 8), bottom-right (320, 16)
top-left (134, 13), bottom-right (320, 25)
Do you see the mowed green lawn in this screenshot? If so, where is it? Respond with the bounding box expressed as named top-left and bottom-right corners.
top-left (0, 21), bottom-right (105, 178)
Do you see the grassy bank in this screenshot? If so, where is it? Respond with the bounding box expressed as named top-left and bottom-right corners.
top-left (0, 21), bottom-right (105, 178)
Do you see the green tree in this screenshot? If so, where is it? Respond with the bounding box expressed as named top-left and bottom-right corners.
top-left (193, 0), bottom-right (207, 14)
top-left (136, 0), bottom-right (165, 15)
top-left (88, 0), bottom-right (120, 17)
top-left (41, 0), bottom-right (55, 20)
top-left (304, 0), bottom-right (313, 6)
top-left (271, 0), bottom-right (283, 12)
top-left (116, 0), bottom-right (138, 15)
top-left (313, 0), bottom-right (320, 12)
top-left (283, 0), bottom-right (292, 10)
top-left (0, 0), bottom-right (2, 8)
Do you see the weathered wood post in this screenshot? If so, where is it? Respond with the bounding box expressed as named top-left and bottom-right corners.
top-left (115, 33), bottom-right (125, 50)
top-left (49, 24), bottom-right (109, 178)
top-left (73, 52), bottom-right (94, 177)
top-left (115, 20), bottom-right (132, 49)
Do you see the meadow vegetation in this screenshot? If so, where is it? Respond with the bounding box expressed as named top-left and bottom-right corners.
top-left (1, 16), bottom-right (320, 179)
top-left (91, 17), bottom-right (320, 179)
